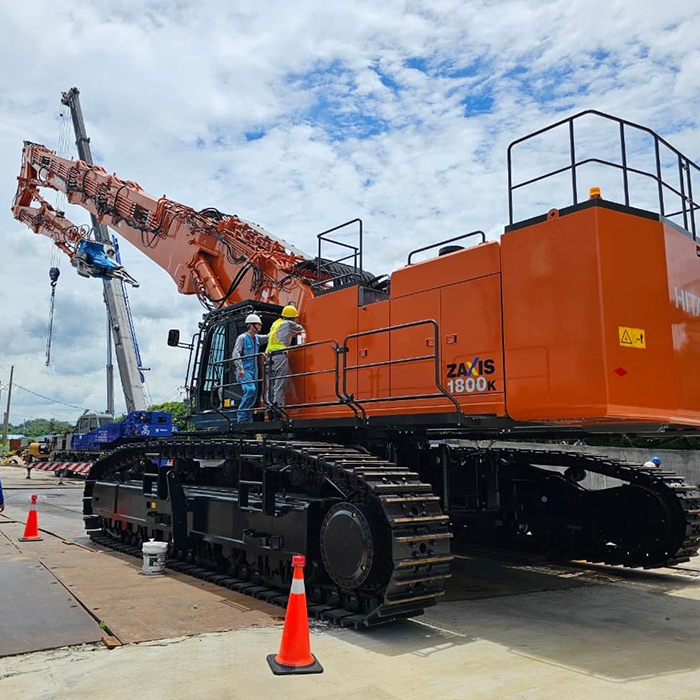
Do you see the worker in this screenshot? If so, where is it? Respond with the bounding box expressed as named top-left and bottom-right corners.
top-left (266, 304), bottom-right (305, 409)
top-left (232, 313), bottom-right (268, 422)
top-left (643, 456), bottom-right (662, 469)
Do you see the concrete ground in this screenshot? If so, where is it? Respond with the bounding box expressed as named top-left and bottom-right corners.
top-left (1, 464), bottom-right (700, 699)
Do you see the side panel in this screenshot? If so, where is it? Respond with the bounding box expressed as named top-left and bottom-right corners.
top-left (440, 275), bottom-right (505, 416)
top-left (391, 243), bottom-right (501, 299)
top-left (501, 208), bottom-right (607, 420)
top-left (356, 300), bottom-right (391, 401)
top-left (296, 286), bottom-right (358, 417)
top-left (91, 482), bottom-right (146, 527)
top-left (389, 288), bottom-right (447, 410)
top-left (598, 210), bottom-right (676, 419)
top-left (664, 223), bottom-right (700, 422)
top-left (502, 204), bottom-right (700, 427)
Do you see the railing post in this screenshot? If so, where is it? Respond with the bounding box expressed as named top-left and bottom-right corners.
top-left (655, 139), bottom-right (665, 216)
top-left (569, 119), bottom-right (578, 205)
top-left (686, 160), bottom-right (697, 241)
top-left (678, 154), bottom-right (689, 231)
top-left (358, 219), bottom-right (363, 277)
top-left (507, 145), bottom-right (514, 225)
top-left (619, 122), bottom-right (629, 207)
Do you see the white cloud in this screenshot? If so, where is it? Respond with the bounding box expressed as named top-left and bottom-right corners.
top-left (0, 0), bottom-right (699, 421)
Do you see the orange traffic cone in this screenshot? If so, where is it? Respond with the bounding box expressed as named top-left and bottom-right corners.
top-left (267, 554), bottom-right (323, 675)
top-left (19, 494), bottom-right (43, 542)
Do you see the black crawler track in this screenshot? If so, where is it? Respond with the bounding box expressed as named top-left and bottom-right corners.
top-left (84, 439), bottom-right (452, 627)
top-left (489, 448), bottom-right (700, 568)
top-left (84, 441), bottom-right (700, 625)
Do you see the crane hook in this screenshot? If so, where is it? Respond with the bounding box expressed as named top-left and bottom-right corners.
top-left (49, 266), bottom-right (60, 288)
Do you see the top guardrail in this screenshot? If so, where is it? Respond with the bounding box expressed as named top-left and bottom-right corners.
top-left (507, 110), bottom-right (700, 240)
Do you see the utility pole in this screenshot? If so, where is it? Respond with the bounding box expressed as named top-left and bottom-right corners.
top-left (2, 366), bottom-right (14, 445)
top-left (61, 88), bottom-right (146, 414)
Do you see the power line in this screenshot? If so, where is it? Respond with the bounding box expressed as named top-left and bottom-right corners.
top-left (12, 383), bottom-right (88, 411)
top-left (160, 386), bottom-right (185, 403)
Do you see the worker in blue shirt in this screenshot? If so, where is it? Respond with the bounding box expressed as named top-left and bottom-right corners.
top-left (0, 471), bottom-right (4, 513)
top-left (232, 313), bottom-right (268, 422)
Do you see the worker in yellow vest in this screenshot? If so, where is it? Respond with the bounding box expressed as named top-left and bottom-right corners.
top-left (266, 304), bottom-right (305, 408)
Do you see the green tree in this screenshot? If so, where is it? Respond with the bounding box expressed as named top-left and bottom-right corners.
top-left (9, 418), bottom-right (72, 438)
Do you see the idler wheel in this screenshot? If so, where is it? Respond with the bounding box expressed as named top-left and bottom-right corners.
top-left (320, 502), bottom-right (375, 589)
top-left (564, 466), bottom-right (586, 483)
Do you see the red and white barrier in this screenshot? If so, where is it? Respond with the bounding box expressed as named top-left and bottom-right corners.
top-left (31, 462), bottom-right (92, 476)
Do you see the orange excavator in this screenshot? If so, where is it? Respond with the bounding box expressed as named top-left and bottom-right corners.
top-left (12, 109), bottom-right (700, 626)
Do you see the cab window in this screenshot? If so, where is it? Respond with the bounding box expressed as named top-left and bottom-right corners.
top-left (199, 324), bottom-right (227, 410)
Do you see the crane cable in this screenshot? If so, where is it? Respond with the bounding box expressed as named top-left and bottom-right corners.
top-left (44, 267), bottom-right (61, 366)
top-left (13, 382), bottom-right (89, 411)
top-left (45, 109), bottom-right (72, 366)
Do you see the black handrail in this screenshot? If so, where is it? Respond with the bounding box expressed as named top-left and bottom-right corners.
top-left (264, 339), bottom-right (350, 420)
top-left (213, 339), bottom-right (344, 422)
top-left (507, 109), bottom-right (700, 240)
top-left (210, 322), bottom-right (464, 426)
top-left (184, 331), bottom-right (200, 407)
top-left (341, 319), bottom-right (461, 417)
top-left (407, 230), bottom-right (486, 265)
top-left (316, 218), bottom-right (363, 284)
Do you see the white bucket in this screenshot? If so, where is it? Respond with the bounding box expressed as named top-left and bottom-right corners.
top-left (142, 539), bottom-right (168, 575)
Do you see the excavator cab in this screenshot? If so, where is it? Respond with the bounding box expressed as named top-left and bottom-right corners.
top-left (187, 301), bottom-right (282, 428)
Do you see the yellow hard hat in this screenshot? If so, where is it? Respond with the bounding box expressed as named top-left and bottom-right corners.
top-left (282, 305), bottom-right (298, 318)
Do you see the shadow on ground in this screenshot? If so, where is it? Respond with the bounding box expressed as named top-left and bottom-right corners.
top-left (332, 552), bottom-right (700, 683)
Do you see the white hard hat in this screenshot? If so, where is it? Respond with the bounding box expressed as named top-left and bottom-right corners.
top-left (245, 313), bottom-right (262, 325)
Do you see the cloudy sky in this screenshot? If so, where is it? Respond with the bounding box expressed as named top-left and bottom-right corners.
top-left (0, 0), bottom-right (698, 425)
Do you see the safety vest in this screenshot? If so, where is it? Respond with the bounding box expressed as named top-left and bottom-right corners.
top-left (266, 318), bottom-right (287, 353)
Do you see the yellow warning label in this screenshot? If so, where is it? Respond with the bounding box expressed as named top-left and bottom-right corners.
top-left (618, 326), bottom-right (646, 349)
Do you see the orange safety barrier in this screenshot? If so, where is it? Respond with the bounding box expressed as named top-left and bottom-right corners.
top-left (267, 554), bottom-right (323, 675)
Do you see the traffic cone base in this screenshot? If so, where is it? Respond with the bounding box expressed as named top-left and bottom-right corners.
top-left (267, 653), bottom-right (323, 676)
top-left (19, 495), bottom-right (43, 542)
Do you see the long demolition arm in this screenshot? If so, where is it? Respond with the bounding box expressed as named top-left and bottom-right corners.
top-left (12, 141), bottom-right (317, 311)
top-left (11, 187), bottom-right (138, 284)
